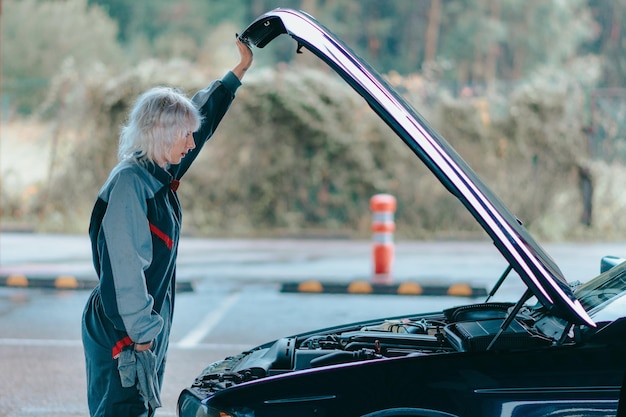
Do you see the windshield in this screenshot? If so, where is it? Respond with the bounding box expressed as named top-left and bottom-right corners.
top-left (575, 261), bottom-right (626, 321)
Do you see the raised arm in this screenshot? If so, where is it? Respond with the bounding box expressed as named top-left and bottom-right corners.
top-left (232, 37), bottom-right (253, 81)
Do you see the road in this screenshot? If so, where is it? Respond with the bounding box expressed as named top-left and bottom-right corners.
top-left (0, 233), bottom-right (624, 416)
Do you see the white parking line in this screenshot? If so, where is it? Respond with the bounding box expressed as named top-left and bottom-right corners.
top-left (0, 338), bottom-right (82, 347)
top-left (175, 290), bottom-right (242, 349)
top-left (173, 342), bottom-right (252, 351)
top-left (0, 290), bottom-right (246, 351)
top-left (0, 338), bottom-right (251, 351)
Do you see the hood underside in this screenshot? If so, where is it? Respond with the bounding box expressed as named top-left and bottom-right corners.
top-left (239, 8), bottom-right (594, 327)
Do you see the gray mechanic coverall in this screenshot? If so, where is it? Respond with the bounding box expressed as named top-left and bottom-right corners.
top-left (82, 71), bottom-right (241, 417)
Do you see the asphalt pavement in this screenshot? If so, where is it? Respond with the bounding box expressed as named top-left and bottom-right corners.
top-left (1, 232), bottom-right (625, 297)
top-left (1, 232), bottom-right (625, 417)
top-left (0, 232), bottom-right (493, 295)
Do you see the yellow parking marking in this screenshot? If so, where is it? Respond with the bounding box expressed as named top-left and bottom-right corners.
top-left (55, 276), bottom-right (79, 289)
top-left (6, 275), bottom-right (28, 287)
top-left (347, 281), bottom-right (373, 294)
top-left (298, 281), bottom-right (323, 293)
top-left (447, 283), bottom-right (473, 297)
top-left (398, 282), bottom-right (423, 295)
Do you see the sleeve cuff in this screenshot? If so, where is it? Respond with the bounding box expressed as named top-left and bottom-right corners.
top-left (222, 71), bottom-right (242, 94)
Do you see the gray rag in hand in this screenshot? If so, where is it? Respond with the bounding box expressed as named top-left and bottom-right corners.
top-left (117, 348), bottom-right (162, 410)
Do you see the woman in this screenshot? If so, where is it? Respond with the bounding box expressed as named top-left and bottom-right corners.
top-left (81, 38), bottom-right (253, 417)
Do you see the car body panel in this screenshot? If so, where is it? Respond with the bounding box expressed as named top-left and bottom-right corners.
top-left (178, 304), bottom-right (626, 416)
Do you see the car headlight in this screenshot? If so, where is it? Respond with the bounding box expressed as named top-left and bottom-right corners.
top-left (212, 409), bottom-right (254, 417)
top-left (177, 391), bottom-right (206, 417)
top-left (178, 390), bottom-right (254, 417)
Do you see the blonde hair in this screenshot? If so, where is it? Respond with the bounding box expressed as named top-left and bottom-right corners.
top-left (118, 86), bottom-right (202, 165)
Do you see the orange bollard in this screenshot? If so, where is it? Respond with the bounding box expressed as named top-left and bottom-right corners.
top-left (370, 194), bottom-right (396, 284)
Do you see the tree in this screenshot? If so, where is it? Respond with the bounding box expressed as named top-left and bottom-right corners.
top-left (2, 0), bottom-right (124, 113)
top-left (583, 0), bottom-right (626, 88)
top-left (90, 0), bottom-right (250, 45)
top-left (437, 0), bottom-right (593, 90)
top-left (504, 0), bottom-right (593, 76)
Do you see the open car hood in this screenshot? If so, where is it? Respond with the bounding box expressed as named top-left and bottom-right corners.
top-left (239, 8), bottom-right (595, 327)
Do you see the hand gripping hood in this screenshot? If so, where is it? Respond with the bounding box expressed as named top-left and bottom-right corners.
top-left (239, 8), bottom-right (595, 328)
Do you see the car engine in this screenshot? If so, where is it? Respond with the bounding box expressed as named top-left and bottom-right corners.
top-left (188, 302), bottom-right (557, 397)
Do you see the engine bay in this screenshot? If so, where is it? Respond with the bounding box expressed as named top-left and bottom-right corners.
top-left (189, 302), bottom-right (562, 396)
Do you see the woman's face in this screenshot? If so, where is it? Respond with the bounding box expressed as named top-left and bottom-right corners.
top-left (166, 130), bottom-right (196, 166)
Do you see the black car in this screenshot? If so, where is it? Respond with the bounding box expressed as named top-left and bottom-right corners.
top-left (177, 8), bottom-right (626, 417)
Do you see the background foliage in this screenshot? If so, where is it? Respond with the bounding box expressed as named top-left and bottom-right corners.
top-left (5, 0), bottom-right (624, 112)
top-left (3, 0), bottom-right (626, 240)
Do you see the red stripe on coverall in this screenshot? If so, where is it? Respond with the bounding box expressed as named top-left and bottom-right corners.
top-left (112, 335), bottom-right (133, 359)
top-left (149, 223), bottom-right (173, 250)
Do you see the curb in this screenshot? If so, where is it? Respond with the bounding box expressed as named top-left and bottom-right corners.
top-left (281, 280), bottom-right (487, 297)
top-left (0, 274), bottom-right (194, 292)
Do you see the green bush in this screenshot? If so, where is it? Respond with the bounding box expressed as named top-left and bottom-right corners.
top-left (21, 61), bottom-right (605, 240)
top-left (2, 0), bottom-right (125, 114)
